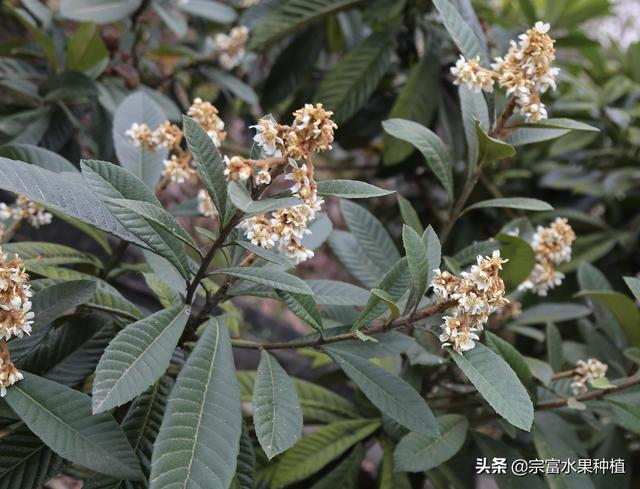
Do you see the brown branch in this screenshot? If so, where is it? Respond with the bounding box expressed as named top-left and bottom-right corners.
top-left (471, 375), bottom-right (640, 424)
top-left (230, 299), bottom-right (456, 350)
top-left (184, 210), bottom-right (244, 305)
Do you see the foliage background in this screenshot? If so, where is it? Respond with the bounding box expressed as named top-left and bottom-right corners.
top-left (0, 0), bottom-right (639, 488)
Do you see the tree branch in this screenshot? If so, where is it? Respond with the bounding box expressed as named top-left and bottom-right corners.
top-left (229, 299), bottom-right (456, 350)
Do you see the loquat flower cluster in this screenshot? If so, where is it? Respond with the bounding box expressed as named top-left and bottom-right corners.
top-left (0, 195), bottom-right (53, 240)
top-left (519, 217), bottom-right (576, 296)
top-left (210, 26), bottom-right (250, 70)
top-left (233, 104), bottom-right (336, 264)
top-left (432, 250), bottom-right (509, 353)
top-left (451, 21), bottom-right (559, 123)
top-left (0, 247), bottom-right (33, 396)
top-left (571, 358), bottom-right (608, 395)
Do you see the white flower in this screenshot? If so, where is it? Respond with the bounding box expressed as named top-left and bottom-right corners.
top-left (255, 170), bottom-right (272, 185)
top-left (450, 55), bottom-right (495, 93)
top-left (197, 189), bottom-right (217, 219)
top-left (251, 119), bottom-right (283, 157)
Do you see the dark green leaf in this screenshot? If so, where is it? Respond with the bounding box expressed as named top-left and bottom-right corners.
top-left (394, 415), bottom-right (468, 472)
top-left (315, 30), bottom-right (396, 124)
top-left (272, 419), bottom-right (379, 488)
top-left (382, 119), bottom-right (453, 199)
top-left (5, 373), bottom-right (142, 479)
top-left (92, 306), bottom-right (189, 413)
top-left (316, 179), bottom-right (394, 199)
top-left (253, 351), bottom-right (303, 459)
top-left (324, 346), bottom-right (438, 435)
top-left (449, 343), bottom-right (534, 431)
top-left (150, 320), bottom-right (242, 489)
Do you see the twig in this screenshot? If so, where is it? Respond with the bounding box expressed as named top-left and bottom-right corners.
top-left (471, 375), bottom-right (640, 424)
top-left (229, 300), bottom-right (456, 350)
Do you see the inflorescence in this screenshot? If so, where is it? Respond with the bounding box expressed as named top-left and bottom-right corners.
top-left (451, 22), bottom-right (559, 122)
top-left (125, 100), bottom-right (337, 265)
top-left (571, 358), bottom-right (608, 395)
top-left (0, 247), bottom-right (33, 396)
top-left (238, 104), bottom-right (337, 264)
top-left (519, 217), bottom-right (576, 296)
top-left (432, 250), bottom-right (509, 352)
top-left (0, 195), bottom-right (53, 240)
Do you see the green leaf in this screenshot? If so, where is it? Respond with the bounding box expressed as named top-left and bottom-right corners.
top-left (340, 199), bottom-right (400, 274)
top-left (175, 0), bottom-right (237, 22)
top-left (0, 143), bottom-right (77, 173)
top-left (422, 225), bottom-right (441, 285)
top-left (578, 262), bottom-right (612, 291)
top-left (0, 241), bottom-right (101, 269)
top-left (80, 158), bottom-right (160, 205)
top-left (432, 0), bottom-right (485, 61)
top-left (48, 209), bottom-right (112, 254)
top-left (92, 305), bottom-right (189, 413)
top-left (277, 291), bottom-right (324, 333)
top-left (0, 423), bottom-right (64, 489)
top-left (183, 115), bottom-right (233, 223)
top-left (238, 371), bottom-right (359, 423)
top-left (214, 267), bottom-right (313, 295)
top-left (514, 303), bottom-right (592, 325)
top-left (473, 432), bottom-right (547, 489)
top-left (403, 225), bottom-right (429, 299)
top-left (59, 0), bottom-right (141, 23)
top-left (608, 401), bottom-right (640, 435)
top-left (26, 267), bottom-right (143, 321)
top-left (109, 198), bottom-right (200, 253)
top-left (5, 373), bottom-right (142, 479)
top-left (397, 195), bottom-right (423, 234)
top-left (316, 179), bottom-right (394, 199)
top-left (370, 289), bottom-right (400, 321)
top-left (328, 230), bottom-right (386, 288)
top-left (65, 22), bottom-right (109, 75)
top-left (465, 198), bottom-right (553, 213)
top-left (496, 232), bottom-right (536, 291)
top-left (324, 345), bottom-right (438, 434)
top-left (394, 415), bottom-right (468, 472)
top-left (485, 331), bottom-right (536, 393)
top-left (253, 351), bottom-right (303, 459)
top-left (143, 272), bottom-right (182, 307)
top-left (382, 119), bottom-right (454, 199)
top-left (206, 68), bottom-right (258, 105)
top-left (150, 320), bottom-right (242, 489)
top-left (305, 280), bottom-right (370, 306)
top-left (261, 25), bottom-right (324, 108)
top-left (315, 30), bottom-right (395, 124)
top-left (625, 276), bottom-right (640, 301)
top-left (449, 343), bottom-right (534, 431)
top-left (250, 0), bottom-right (363, 47)
top-left (112, 92), bottom-right (168, 189)
top-left (531, 412), bottom-right (596, 489)
top-left (575, 291), bottom-right (640, 346)
top-left (352, 258), bottom-right (409, 330)
top-left (0, 158), bottom-right (141, 245)
top-left (476, 120), bottom-right (516, 164)
top-left (81, 160), bottom-right (192, 279)
top-left (384, 46), bottom-right (440, 165)
top-left (512, 118), bottom-right (599, 132)
top-left (309, 444), bottom-right (364, 489)
top-left (272, 419), bottom-right (380, 488)
top-left (506, 127), bottom-right (570, 146)
top-left (231, 422), bottom-right (256, 489)
top-left (546, 323), bottom-right (564, 371)
top-left (235, 240), bottom-right (292, 267)
top-left (228, 181), bottom-right (302, 214)
top-left (459, 86), bottom-right (489, 175)
top-left (30, 279), bottom-right (96, 326)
